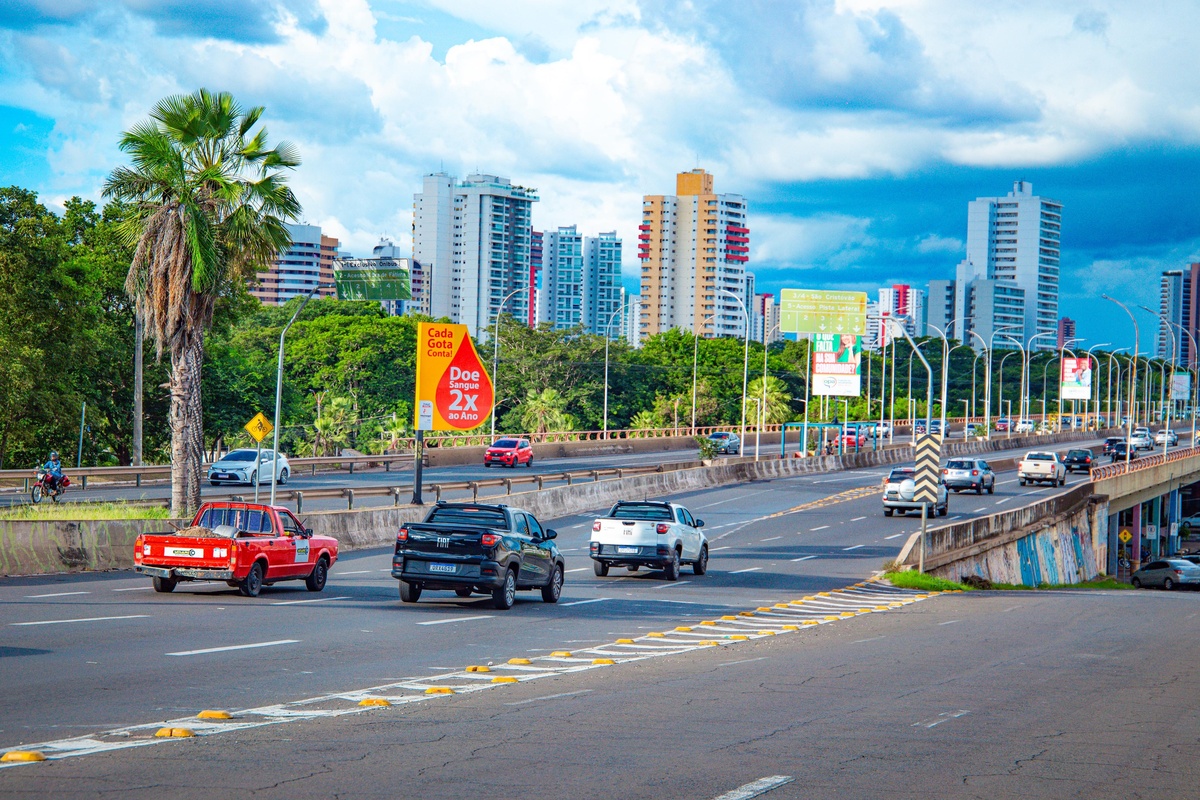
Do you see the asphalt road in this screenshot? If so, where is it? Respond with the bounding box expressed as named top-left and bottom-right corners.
top-left (4, 588), bottom-right (1198, 798)
top-left (0, 439), bottom-right (1095, 751)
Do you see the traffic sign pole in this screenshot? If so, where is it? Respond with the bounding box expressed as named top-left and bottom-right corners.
top-left (253, 440), bottom-right (263, 503)
top-left (411, 430), bottom-right (424, 505)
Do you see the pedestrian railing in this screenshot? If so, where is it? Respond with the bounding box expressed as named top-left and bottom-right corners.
top-left (1090, 445), bottom-right (1200, 481)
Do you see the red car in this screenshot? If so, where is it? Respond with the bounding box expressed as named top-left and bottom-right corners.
top-left (134, 501), bottom-right (338, 597)
top-left (840, 432), bottom-right (868, 449)
top-left (484, 438), bottom-right (534, 468)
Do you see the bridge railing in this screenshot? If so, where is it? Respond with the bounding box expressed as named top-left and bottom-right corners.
top-left (1090, 445), bottom-right (1200, 481)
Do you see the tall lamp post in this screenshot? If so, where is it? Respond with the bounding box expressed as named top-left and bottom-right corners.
top-left (490, 287), bottom-right (525, 439)
top-left (601, 296), bottom-right (630, 439)
top-left (1140, 305), bottom-right (1179, 449)
top-left (718, 289), bottom-right (751, 458)
top-left (691, 313), bottom-right (715, 434)
top-left (1166, 321), bottom-right (1199, 444)
top-left (1103, 294), bottom-right (1139, 465)
top-left (758, 323), bottom-right (782, 459)
top-left (997, 350), bottom-right (1018, 436)
top-left (270, 285), bottom-right (322, 507)
top-left (1084, 342), bottom-right (1112, 428)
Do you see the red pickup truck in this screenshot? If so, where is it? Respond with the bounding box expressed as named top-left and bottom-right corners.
top-left (134, 501), bottom-right (338, 597)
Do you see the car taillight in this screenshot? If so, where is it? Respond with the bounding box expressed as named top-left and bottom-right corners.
top-left (397, 526), bottom-right (408, 542)
top-left (230, 545), bottom-right (237, 567)
top-left (592, 521), bottom-right (601, 532)
top-left (942, 469), bottom-right (948, 474)
top-left (971, 470), bottom-right (979, 476)
top-left (656, 523), bottom-right (669, 534)
top-left (481, 533), bottom-right (499, 547)
top-left (1175, 569), bottom-right (1183, 576)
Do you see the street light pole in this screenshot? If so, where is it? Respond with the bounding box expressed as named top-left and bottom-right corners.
top-left (490, 288), bottom-right (524, 439)
top-left (601, 297), bottom-right (630, 439)
top-left (893, 316), bottom-right (933, 435)
top-left (759, 323), bottom-right (781, 457)
top-left (1084, 343), bottom-right (1112, 428)
top-left (691, 313), bottom-right (715, 434)
top-left (1166, 321), bottom-right (1199, 444)
top-left (1103, 294), bottom-right (1139, 466)
top-left (1140, 305), bottom-right (1178, 451)
top-left (719, 289), bottom-right (751, 458)
top-left (270, 285), bottom-right (321, 507)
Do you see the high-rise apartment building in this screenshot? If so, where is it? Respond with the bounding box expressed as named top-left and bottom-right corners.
top-left (927, 280), bottom-right (955, 341)
top-left (964, 181), bottom-right (1061, 349)
top-left (638, 169), bottom-right (749, 339)
top-left (529, 230), bottom-right (543, 326)
top-left (538, 226), bottom-right (584, 330)
top-left (620, 289), bottom-right (642, 347)
top-left (412, 172), bottom-right (537, 337)
top-left (1158, 265), bottom-right (1200, 366)
top-left (948, 257), bottom-right (1026, 350)
top-left (585, 232), bottom-right (623, 337)
top-left (252, 223), bottom-right (338, 305)
top-left (1057, 317), bottom-right (1076, 350)
top-left (753, 293), bottom-right (782, 343)
top-left (878, 284), bottom-right (926, 341)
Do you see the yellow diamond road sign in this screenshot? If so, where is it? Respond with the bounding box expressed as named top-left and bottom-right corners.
top-left (1118, 529), bottom-right (1133, 544)
top-left (244, 412), bottom-right (274, 443)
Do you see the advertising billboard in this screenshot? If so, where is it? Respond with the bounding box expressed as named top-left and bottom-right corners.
top-left (812, 333), bottom-right (862, 396)
top-left (780, 289), bottom-right (868, 336)
top-left (413, 322), bottom-right (494, 432)
top-left (1172, 372), bottom-right (1191, 401)
top-left (1060, 357), bottom-right (1092, 401)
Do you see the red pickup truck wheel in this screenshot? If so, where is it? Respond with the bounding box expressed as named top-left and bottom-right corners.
top-left (305, 557), bottom-right (328, 592)
top-left (152, 576), bottom-right (177, 593)
top-left (239, 562), bottom-right (264, 597)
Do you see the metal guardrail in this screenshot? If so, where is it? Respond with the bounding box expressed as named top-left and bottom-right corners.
top-left (1089, 445), bottom-right (1200, 481)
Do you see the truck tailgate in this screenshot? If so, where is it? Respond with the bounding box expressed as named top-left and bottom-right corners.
top-left (140, 535), bottom-right (234, 570)
top-left (593, 519), bottom-right (660, 547)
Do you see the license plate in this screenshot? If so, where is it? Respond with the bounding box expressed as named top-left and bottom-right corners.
top-left (167, 547), bottom-right (204, 558)
top-left (216, 473), bottom-right (232, 479)
top-left (617, 546), bottom-right (639, 554)
top-left (428, 563), bottom-right (457, 574)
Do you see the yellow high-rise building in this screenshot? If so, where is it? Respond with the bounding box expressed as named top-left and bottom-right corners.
top-left (637, 169), bottom-right (749, 338)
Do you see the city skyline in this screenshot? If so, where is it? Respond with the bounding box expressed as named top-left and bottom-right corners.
top-left (1, 2), bottom-right (1197, 350)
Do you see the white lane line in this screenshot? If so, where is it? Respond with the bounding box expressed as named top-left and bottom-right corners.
top-left (843, 544), bottom-right (865, 551)
top-left (884, 533), bottom-right (904, 540)
top-left (711, 546), bottom-right (732, 552)
top-left (790, 556), bottom-right (817, 562)
top-left (717, 657), bottom-right (769, 667)
top-left (730, 567), bottom-right (761, 574)
top-left (851, 516), bottom-right (867, 522)
top-left (711, 775), bottom-right (795, 800)
top-left (938, 619), bottom-right (961, 626)
top-left (505, 689), bottom-right (593, 706)
top-left (271, 596), bottom-right (351, 606)
top-left (335, 570), bottom-right (372, 575)
top-left (696, 489), bottom-right (772, 508)
top-left (995, 498), bottom-right (1012, 505)
top-left (561, 598), bottom-right (610, 607)
top-left (914, 710), bottom-right (971, 728)
top-left (760, 536), bottom-right (781, 542)
top-left (972, 507), bottom-right (988, 512)
top-left (416, 616), bottom-right (495, 626)
top-left (12, 614), bottom-right (149, 627)
top-left (25, 590), bottom-right (91, 598)
top-left (565, 567), bottom-right (590, 573)
top-left (167, 639), bottom-right (299, 656)
top-left (949, 516), bottom-right (963, 521)
top-left (112, 586), bottom-right (153, 592)
top-left (653, 580), bottom-right (690, 590)
top-left (810, 525), bottom-right (830, 531)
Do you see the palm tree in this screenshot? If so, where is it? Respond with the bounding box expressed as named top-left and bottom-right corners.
top-left (745, 376), bottom-right (794, 426)
top-left (519, 388), bottom-right (575, 434)
top-left (104, 90), bottom-right (300, 516)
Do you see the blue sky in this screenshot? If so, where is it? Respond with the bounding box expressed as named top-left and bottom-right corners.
top-left (1, 0), bottom-right (1198, 350)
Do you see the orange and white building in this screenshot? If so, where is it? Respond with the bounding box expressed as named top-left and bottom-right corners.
top-left (637, 169), bottom-right (749, 338)
top-left (252, 223), bottom-right (338, 305)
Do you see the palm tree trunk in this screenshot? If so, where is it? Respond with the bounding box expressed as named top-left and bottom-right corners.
top-left (169, 337), bottom-right (205, 518)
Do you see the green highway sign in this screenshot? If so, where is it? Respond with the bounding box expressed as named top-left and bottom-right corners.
top-left (334, 258), bottom-right (412, 302)
top-left (780, 289), bottom-right (868, 335)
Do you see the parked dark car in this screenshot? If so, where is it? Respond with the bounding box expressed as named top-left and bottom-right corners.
top-left (392, 503), bottom-right (564, 610)
top-left (1063, 449), bottom-right (1095, 473)
top-left (1132, 558), bottom-right (1200, 590)
top-left (1102, 437), bottom-right (1123, 456)
top-left (1109, 442), bottom-right (1140, 462)
top-left (708, 431), bottom-right (741, 455)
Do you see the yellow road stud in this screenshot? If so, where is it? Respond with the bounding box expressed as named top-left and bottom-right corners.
top-left (802, 620), bottom-right (819, 626)
top-left (1, 751), bottom-right (46, 763)
top-left (739, 611), bottom-right (755, 617)
top-left (774, 604), bottom-right (790, 609)
top-left (757, 630), bottom-right (776, 636)
top-left (154, 728), bottom-right (194, 738)
top-left (592, 658), bottom-right (615, 665)
top-left (697, 640), bottom-right (720, 646)
top-left (358, 698), bottom-right (391, 707)
top-left (728, 635), bottom-right (749, 641)
top-left (646, 632), bottom-right (665, 638)
top-left (824, 615), bottom-right (840, 621)
top-left (818, 592), bottom-right (832, 597)
top-left (550, 651), bottom-right (573, 657)
top-left (196, 710), bottom-right (231, 720)
top-left (720, 615), bottom-right (738, 621)
top-left (781, 625), bottom-right (799, 631)
top-left (803, 595), bottom-right (816, 600)
top-left (466, 665), bottom-right (490, 673)
top-left (492, 676), bottom-right (518, 684)
top-left (425, 687), bottom-right (454, 695)
top-left (615, 638), bottom-right (635, 644)
top-left (674, 626), bottom-right (692, 632)
top-left (508, 658), bottom-right (532, 665)
top-left (756, 607), bottom-right (773, 612)
top-left (860, 608), bottom-right (874, 612)
top-left (699, 621), bottom-right (717, 626)
top-left (875, 606), bottom-right (890, 611)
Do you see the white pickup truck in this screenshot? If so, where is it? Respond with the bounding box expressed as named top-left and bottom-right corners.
top-left (1018, 451), bottom-right (1066, 486)
top-left (589, 500), bottom-right (708, 581)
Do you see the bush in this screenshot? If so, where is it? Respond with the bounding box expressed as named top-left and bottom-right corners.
top-left (696, 435), bottom-right (718, 460)
top-left (884, 570), bottom-right (970, 592)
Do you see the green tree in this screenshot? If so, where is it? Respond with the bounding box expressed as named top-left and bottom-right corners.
top-left (520, 388), bottom-right (575, 434)
top-left (104, 89), bottom-right (301, 515)
top-left (745, 376), bottom-right (795, 425)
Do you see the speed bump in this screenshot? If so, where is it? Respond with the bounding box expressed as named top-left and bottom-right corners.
top-left (424, 687), bottom-right (454, 695)
top-left (728, 635), bottom-right (749, 641)
top-left (154, 728), bottom-right (194, 738)
top-left (615, 638), bottom-right (635, 644)
top-left (674, 626), bottom-right (692, 632)
top-left (465, 665), bottom-right (490, 673)
top-left (592, 658), bottom-right (615, 665)
top-left (646, 632), bottom-right (665, 638)
top-left (508, 658), bottom-right (532, 665)
top-left (697, 641), bottom-right (720, 646)
top-left (358, 698), bottom-right (391, 707)
top-left (492, 676), bottom-right (518, 684)
top-left (720, 615), bottom-right (738, 621)
top-left (757, 630), bottom-right (776, 636)
top-left (1, 750), bottom-right (46, 763)
top-left (196, 710), bottom-right (231, 720)
top-left (781, 625), bottom-right (799, 631)
top-left (699, 621), bottom-right (717, 626)
top-left (550, 651), bottom-right (573, 657)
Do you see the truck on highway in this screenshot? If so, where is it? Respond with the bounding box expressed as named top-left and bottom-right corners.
top-left (1017, 451), bottom-right (1066, 486)
top-left (392, 502), bottom-right (565, 610)
top-left (134, 501), bottom-right (338, 597)
top-left (589, 500), bottom-right (708, 581)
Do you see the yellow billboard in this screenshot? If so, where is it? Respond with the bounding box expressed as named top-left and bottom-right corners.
top-left (413, 322), bottom-right (495, 432)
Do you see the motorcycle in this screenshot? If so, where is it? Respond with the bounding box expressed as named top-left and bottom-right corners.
top-left (31, 470), bottom-right (70, 504)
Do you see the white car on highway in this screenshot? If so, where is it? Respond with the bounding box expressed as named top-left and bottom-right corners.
top-left (1129, 431), bottom-right (1154, 451)
top-left (882, 467), bottom-right (948, 517)
top-left (207, 449), bottom-right (291, 486)
top-left (590, 500), bottom-right (708, 581)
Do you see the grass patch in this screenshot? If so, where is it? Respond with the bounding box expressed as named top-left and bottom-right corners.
top-left (989, 577), bottom-right (1134, 591)
top-left (884, 571), bottom-right (971, 592)
top-left (0, 501), bottom-right (172, 521)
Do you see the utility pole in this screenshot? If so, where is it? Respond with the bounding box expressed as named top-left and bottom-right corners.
top-left (132, 308), bottom-right (143, 466)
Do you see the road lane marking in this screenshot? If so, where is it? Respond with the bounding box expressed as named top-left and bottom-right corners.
top-left (653, 580), bottom-right (690, 590)
top-left (167, 639), bottom-right (299, 656)
top-left (972, 507), bottom-right (988, 512)
top-left (415, 616), bottom-right (495, 626)
top-left (810, 525), bottom-right (830, 531)
top-left (12, 614), bottom-right (149, 626)
top-left (914, 710), bottom-right (971, 728)
top-left (791, 556), bottom-right (817, 562)
top-left (843, 544), bottom-right (865, 551)
top-left (24, 591), bottom-right (90, 598)
top-left (949, 516), bottom-right (962, 521)
top-left (938, 619), bottom-right (961, 626)
top-left (335, 570), bottom-right (372, 575)
top-left (561, 598), bottom-right (610, 607)
top-left (711, 775), bottom-right (795, 800)
top-left (760, 536), bottom-right (781, 542)
top-left (271, 596), bottom-right (350, 606)
top-left (995, 498), bottom-right (1012, 504)
top-left (505, 690), bottom-right (592, 706)
top-left (696, 489), bottom-right (772, 508)
top-left (730, 567), bottom-right (761, 574)
top-left (717, 657), bottom-right (769, 667)
top-left (884, 533), bottom-right (904, 540)
top-left (565, 567), bottom-right (590, 573)
top-left (711, 546), bottom-right (731, 551)
top-left (851, 516), bottom-right (867, 522)
top-left (112, 586), bottom-right (153, 592)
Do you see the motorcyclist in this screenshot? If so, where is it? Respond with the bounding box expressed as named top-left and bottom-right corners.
top-left (41, 451), bottom-right (64, 492)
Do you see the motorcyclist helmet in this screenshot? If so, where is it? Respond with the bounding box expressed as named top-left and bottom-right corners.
top-left (49, 451), bottom-right (59, 461)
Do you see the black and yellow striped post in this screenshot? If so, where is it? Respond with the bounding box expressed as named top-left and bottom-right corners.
top-left (914, 434), bottom-right (942, 572)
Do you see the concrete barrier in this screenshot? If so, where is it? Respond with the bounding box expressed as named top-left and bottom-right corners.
top-left (423, 432), bottom-right (785, 468)
top-left (0, 518), bottom-right (183, 577)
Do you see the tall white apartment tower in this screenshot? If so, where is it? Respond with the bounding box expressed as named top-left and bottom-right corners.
top-left (413, 172), bottom-right (537, 337)
top-left (538, 226), bottom-right (584, 330)
top-left (638, 169), bottom-right (749, 338)
top-left (585, 232), bottom-right (623, 337)
top-left (964, 181), bottom-right (1061, 349)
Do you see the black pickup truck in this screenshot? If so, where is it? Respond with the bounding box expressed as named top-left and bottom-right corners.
top-left (391, 502), bottom-right (565, 610)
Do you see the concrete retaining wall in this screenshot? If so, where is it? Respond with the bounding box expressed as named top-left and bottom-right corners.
top-left (0, 427), bottom-right (1114, 578)
top-left (423, 432), bottom-right (785, 468)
